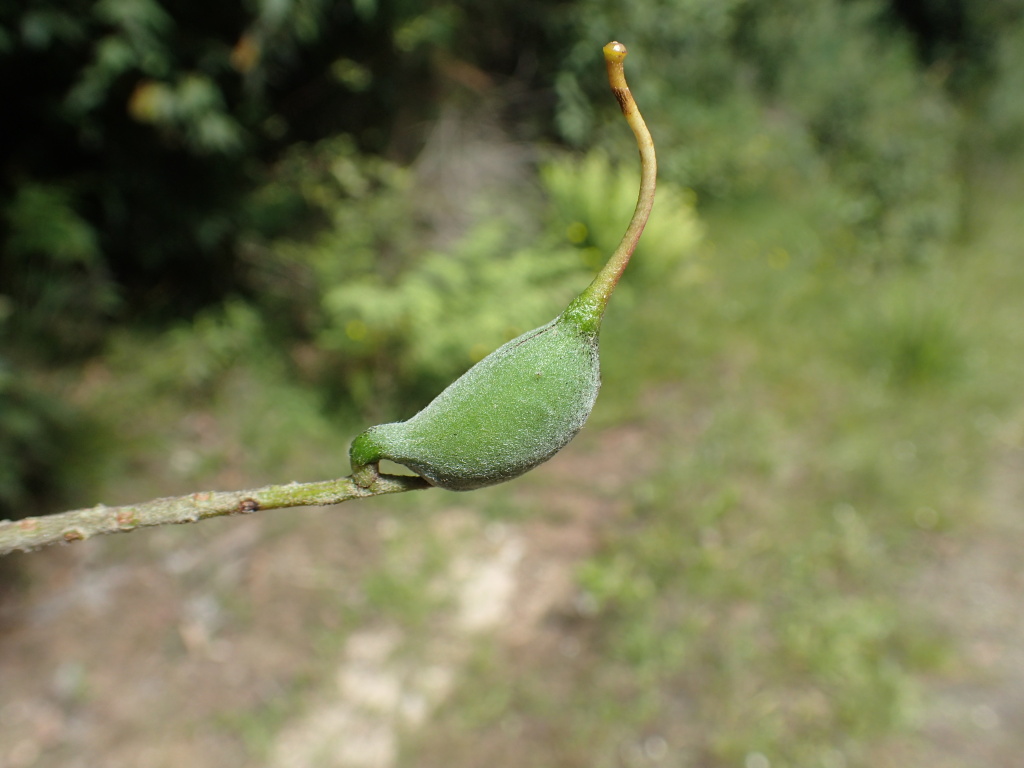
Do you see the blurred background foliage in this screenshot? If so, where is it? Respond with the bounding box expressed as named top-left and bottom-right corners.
top-left (7, 0), bottom-right (1022, 500)
top-left (3, 0), bottom-right (1024, 764)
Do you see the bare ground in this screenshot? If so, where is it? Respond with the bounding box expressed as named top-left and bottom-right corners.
top-left (1, 415), bottom-right (1023, 767)
top-left (875, 443), bottom-right (1024, 768)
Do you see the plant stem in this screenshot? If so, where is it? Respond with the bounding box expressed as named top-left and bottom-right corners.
top-left (0, 474), bottom-right (430, 556)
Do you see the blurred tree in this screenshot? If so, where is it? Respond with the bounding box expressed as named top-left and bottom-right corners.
top-left (0, 0), bottom-right (573, 362)
top-left (0, 0), bottom-right (576, 514)
top-left (885, 0), bottom-right (1024, 90)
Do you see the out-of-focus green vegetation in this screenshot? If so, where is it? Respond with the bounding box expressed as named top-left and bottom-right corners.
top-left (403, 155), bottom-right (1024, 768)
top-left (4, 0), bottom-right (1020, 503)
top-left (4, 0), bottom-right (1024, 764)
top-left (397, 157), bottom-right (1024, 768)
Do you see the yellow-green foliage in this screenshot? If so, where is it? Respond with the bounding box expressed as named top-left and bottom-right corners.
top-left (319, 220), bottom-right (584, 394)
top-left (541, 151), bottom-right (702, 280)
top-left (286, 145), bottom-right (701, 415)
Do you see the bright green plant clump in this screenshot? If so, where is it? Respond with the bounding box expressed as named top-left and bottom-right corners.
top-left (350, 41), bottom-right (656, 490)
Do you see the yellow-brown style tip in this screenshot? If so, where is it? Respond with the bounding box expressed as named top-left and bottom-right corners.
top-left (603, 41), bottom-right (628, 90)
top-left (603, 41), bottom-right (627, 62)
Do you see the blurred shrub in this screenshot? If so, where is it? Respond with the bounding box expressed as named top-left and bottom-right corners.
top-left (0, 360), bottom-right (99, 520)
top-left (541, 151), bottom-right (703, 284)
top-left (253, 134), bottom-right (581, 413)
top-left (92, 300), bottom-right (347, 484)
top-left (252, 140), bottom-right (702, 417)
top-left (740, 0), bottom-right (962, 266)
top-left (556, 0), bottom-right (784, 196)
top-left (104, 300), bottom-right (269, 399)
top-left (319, 221), bottom-right (583, 412)
top-left (2, 182), bottom-right (119, 358)
top-left (240, 135), bottom-right (429, 413)
top-left (555, 0), bottom-right (963, 267)
top-left (240, 134), bottom-right (421, 329)
top-left (981, 24), bottom-right (1024, 151)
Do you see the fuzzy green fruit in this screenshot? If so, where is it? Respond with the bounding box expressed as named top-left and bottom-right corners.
top-left (350, 318), bottom-right (599, 490)
top-left (350, 41), bottom-right (655, 491)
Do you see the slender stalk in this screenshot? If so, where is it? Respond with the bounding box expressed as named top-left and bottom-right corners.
top-left (0, 474), bottom-right (429, 556)
top-left (564, 41), bottom-right (658, 334)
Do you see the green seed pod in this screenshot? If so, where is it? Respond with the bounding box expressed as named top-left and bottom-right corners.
top-left (350, 41), bottom-right (656, 491)
top-left (350, 318), bottom-right (599, 490)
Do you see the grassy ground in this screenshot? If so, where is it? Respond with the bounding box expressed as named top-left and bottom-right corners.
top-left (1, 156), bottom-right (1022, 768)
top-left (406, 156), bottom-right (1024, 767)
